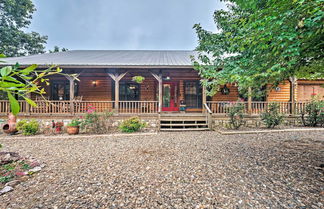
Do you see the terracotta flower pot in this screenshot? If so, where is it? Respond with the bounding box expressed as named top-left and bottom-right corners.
top-left (3, 113), bottom-right (17, 135)
top-left (66, 126), bottom-right (79, 135)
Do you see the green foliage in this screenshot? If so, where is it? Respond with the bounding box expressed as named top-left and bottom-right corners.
top-left (301, 98), bottom-right (324, 127)
top-left (80, 106), bottom-right (114, 134)
top-left (0, 0), bottom-right (47, 57)
top-left (17, 119), bottom-right (39, 135)
top-left (49, 46), bottom-right (68, 53)
top-left (227, 103), bottom-right (245, 130)
top-left (132, 76), bottom-right (145, 84)
top-left (0, 175), bottom-right (13, 183)
top-left (194, 0), bottom-right (324, 96)
top-left (67, 119), bottom-right (82, 127)
top-left (261, 103), bottom-right (284, 128)
top-left (119, 117), bottom-right (146, 133)
top-left (0, 59), bottom-right (71, 115)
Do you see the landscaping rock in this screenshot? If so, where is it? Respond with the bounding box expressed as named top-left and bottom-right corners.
top-left (28, 166), bottom-right (42, 173)
top-left (0, 131), bottom-right (323, 208)
top-left (0, 186), bottom-right (13, 196)
top-left (0, 152), bottom-right (20, 165)
top-left (5, 180), bottom-right (20, 187)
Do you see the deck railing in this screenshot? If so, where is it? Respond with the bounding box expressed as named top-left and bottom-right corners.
top-left (0, 100), bottom-right (158, 115)
top-left (119, 101), bottom-right (159, 114)
top-left (0, 100), bottom-right (316, 116)
top-left (206, 101), bottom-right (311, 115)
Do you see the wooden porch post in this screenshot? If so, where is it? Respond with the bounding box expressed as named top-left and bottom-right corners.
top-left (107, 71), bottom-right (128, 113)
top-left (248, 87), bottom-right (252, 115)
top-left (202, 82), bottom-right (207, 105)
top-left (65, 76), bottom-right (75, 115)
top-left (65, 71), bottom-right (83, 115)
top-left (289, 76), bottom-right (297, 115)
top-left (26, 93), bottom-right (31, 115)
top-left (150, 71), bottom-right (163, 112)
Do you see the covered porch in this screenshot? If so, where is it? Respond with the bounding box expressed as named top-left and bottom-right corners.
top-left (0, 67), bottom-right (208, 116)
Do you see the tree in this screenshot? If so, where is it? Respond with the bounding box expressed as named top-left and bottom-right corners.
top-left (49, 46), bottom-right (68, 53)
top-left (0, 54), bottom-right (65, 115)
top-left (0, 0), bottom-right (48, 57)
top-left (194, 0), bottom-right (324, 96)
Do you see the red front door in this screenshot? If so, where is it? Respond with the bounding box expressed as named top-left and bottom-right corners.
top-left (162, 82), bottom-right (179, 111)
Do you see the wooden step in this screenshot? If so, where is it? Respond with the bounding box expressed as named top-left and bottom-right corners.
top-left (160, 123), bottom-right (208, 126)
top-left (160, 128), bottom-right (210, 132)
top-left (160, 118), bottom-right (207, 122)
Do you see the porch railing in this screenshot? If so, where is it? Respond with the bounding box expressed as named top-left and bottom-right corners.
top-left (0, 100), bottom-right (314, 116)
top-left (0, 100), bottom-right (158, 115)
top-left (119, 101), bottom-right (158, 114)
top-left (206, 101), bottom-right (310, 115)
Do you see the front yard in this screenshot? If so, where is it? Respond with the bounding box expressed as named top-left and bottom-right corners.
top-left (0, 131), bottom-right (323, 208)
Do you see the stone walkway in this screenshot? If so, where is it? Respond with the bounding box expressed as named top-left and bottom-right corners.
top-left (0, 131), bottom-right (323, 208)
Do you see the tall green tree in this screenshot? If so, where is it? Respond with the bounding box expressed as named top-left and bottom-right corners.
top-left (0, 0), bottom-right (48, 57)
top-left (194, 0), bottom-right (324, 95)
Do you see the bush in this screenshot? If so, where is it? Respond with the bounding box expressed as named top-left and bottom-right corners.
top-left (227, 103), bottom-right (245, 130)
top-left (119, 117), bottom-right (146, 133)
top-left (80, 106), bottom-right (113, 134)
top-left (17, 119), bottom-right (39, 135)
top-left (301, 99), bottom-right (324, 127)
top-left (261, 103), bottom-right (284, 128)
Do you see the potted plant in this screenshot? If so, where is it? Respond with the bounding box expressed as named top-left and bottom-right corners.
top-left (132, 76), bottom-right (145, 84)
top-left (66, 119), bottom-right (82, 135)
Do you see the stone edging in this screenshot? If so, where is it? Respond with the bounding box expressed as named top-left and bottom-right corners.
top-left (0, 132), bottom-right (158, 140)
top-left (218, 128), bottom-right (324, 135)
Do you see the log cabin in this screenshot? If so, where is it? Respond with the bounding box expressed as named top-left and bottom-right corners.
top-left (0, 50), bottom-right (323, 130)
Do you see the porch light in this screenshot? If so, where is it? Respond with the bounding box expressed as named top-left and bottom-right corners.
top-left (92, 80), bottom-right (97, 87)
top-left (275, 87), bottom-right (281, 92)
top-left (163, 76), bottom-right (171, 81)
top-left (129, 85), bottom-right (136, 90)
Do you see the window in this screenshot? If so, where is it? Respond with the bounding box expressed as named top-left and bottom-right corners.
top-left (185, 81), bottom-right (202, 108)
top-left (112, 81), bottom-right (140, 101)
top-left (51, 81), bottom-right (79, 100)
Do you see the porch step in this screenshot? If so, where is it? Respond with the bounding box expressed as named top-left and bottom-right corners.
top-left (160, 128), bottom-right (210, 132)
top-left (159, 114), bottom-right (210, 131)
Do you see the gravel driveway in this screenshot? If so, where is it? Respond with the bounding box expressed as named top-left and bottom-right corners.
top-left (0, 131), bottom-right (323, 208)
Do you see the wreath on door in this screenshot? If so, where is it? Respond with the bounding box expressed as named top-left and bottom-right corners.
top-left (220, 85), bottom-right (230, 95)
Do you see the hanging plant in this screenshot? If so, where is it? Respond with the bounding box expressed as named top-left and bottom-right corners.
top-left (132, 76), bottom-right (145, 84)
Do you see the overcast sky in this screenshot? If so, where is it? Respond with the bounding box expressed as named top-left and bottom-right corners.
top-left (29, 0), bottom-right (226, 51)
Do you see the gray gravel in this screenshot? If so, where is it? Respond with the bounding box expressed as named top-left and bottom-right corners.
top-left (0, 131), bottom-right (323, 208)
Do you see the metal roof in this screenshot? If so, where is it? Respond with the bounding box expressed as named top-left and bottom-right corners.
top-left (0, 50), bottom-right (199, 68)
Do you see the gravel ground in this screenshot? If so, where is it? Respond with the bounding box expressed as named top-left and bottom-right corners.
top-left (0, 131), bottom-right (323, 209)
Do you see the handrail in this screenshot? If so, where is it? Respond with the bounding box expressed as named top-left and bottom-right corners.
top-left (203, 103), bottom-right (212, 114)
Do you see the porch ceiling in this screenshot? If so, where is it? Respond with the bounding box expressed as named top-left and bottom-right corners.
top-left (0, 50), bottom-right (201, 68)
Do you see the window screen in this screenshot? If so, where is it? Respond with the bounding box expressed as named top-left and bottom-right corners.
top-left (184, 81), bottom-right (202, 108)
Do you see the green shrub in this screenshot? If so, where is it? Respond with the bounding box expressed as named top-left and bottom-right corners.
top-left (301, 99), bottom-right (324, 127)
top-left (17, 119), bottom-right (39, 135)
top-left (80, 108), bottom-right (114, 134)
top-left (227, 103), bottom-right (245, 130)
top-left (16, 119), bottom-right (28, 131)
top-left (119, 117), bottom-right (146, 133)
top-left (261, 103), bottom-right (284, 128)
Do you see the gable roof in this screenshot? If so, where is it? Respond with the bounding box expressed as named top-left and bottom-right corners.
top-left (0, 50), bottom-right (199, 68)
